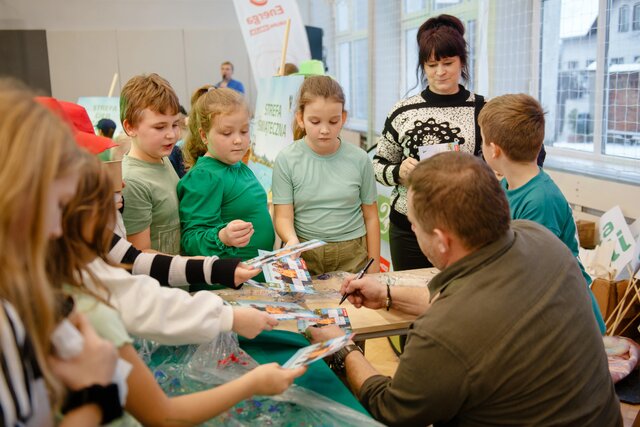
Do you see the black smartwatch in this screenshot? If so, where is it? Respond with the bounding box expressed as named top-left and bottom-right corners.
top-left (331, 344), bottom-right (363, 373)
top-left (62, 383), bottom-right (123, 424)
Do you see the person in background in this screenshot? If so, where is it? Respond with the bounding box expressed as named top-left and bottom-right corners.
top-left (282, 63), bottom-right (299, 76)
top-left (97, 118), bottom-right (117, 139)
top-left (95, 118), bottom-right (118, 161)
top-left (169, 105), bottom-right (188, 178)
top-left (215, 61), bottom-right (245, 94)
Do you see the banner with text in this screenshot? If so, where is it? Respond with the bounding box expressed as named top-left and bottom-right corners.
top-left (249, 75), bottom-right (304, 194)
top-left (77, 97), bottom-right (123, 138)
top-left (232, 0), bottom-right (310, 83)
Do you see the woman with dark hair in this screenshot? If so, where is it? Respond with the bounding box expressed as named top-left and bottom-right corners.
top-left (373, 14), bottom-right (485, 271)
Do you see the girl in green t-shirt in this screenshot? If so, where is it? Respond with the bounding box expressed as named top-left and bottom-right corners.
top-left (272, 76), bottom-right (380, 276)
top-left (178, 86), bottom-right (275, 261)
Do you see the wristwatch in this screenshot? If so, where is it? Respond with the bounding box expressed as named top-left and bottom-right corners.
top-left (331, 344), bottom-right (363, 373)
top-left (62, 383), bottom-right (123, 424)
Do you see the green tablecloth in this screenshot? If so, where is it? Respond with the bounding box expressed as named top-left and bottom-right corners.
top-left (239, 330), bottom-right (370, 416)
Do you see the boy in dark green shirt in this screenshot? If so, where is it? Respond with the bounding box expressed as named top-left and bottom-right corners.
top-left (479, 93), bottom-right (606, 333)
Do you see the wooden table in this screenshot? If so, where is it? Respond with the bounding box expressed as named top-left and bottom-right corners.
top-left (214, 268), bottom-right (439, 344)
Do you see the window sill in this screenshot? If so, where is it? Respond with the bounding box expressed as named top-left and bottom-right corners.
top-left (544, 154), bottom-right (640, 187)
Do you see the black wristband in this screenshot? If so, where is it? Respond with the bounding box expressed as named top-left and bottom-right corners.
top-left (210, 258), bottom-right (243, 288)
top-left (62, 383), bottom-right (123, 424)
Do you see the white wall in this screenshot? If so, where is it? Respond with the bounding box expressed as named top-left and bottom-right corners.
top-left (0, 0), bottom-right (239, 31)
top-left (547, 168), bottom-right (640, 223)
top-left (1, 0), bottom-right (256, 107)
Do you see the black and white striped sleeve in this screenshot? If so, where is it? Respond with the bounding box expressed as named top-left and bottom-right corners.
top-left (0, 301), bottom-right (51, 426)
top-left (108, 234), bottom-right (241, 289)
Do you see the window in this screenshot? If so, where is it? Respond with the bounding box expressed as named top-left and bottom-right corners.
top-left (404, 0), bottom-right (426, 14)
top-left (466, 19), bottom-right (476, 91)
top-left (313, 0), bottom-right (640, 176)
top-left (540, 0), bottom-right (640, 162)
top-left (404, 27), bottom-right (420, 96)
top-left (335, 0), bottom-right (369, 127)
top-left (433, 0), bottom-right (463, 9)
top-left (336, 0), bottom-right (349, 33)
top-left (619, 5), bottom-right (629, 32)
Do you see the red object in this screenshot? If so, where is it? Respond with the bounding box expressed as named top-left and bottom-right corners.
top-left (35, 97), bottom-right (117, 155)
top-left (380, 257), bottom-right (391, 273)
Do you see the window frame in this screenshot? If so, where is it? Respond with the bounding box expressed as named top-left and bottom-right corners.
top-left (619, 4), bottom-right (629, 32)
top-left (335, 0), bottom-right (369, 131)
top-left (634, 3), bottom-right (640, 30)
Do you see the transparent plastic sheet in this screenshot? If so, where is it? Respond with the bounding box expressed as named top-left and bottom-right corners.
top-left (135, 332), bottom-right (384, 426)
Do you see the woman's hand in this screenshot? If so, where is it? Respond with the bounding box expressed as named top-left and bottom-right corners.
top-left (399, 157), bottom-right (419, 184)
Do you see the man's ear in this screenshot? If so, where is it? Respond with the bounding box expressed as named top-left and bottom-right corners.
top-left (433, 228), bottom-right (450, 254)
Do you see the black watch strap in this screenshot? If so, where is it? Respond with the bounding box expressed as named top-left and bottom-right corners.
top-left (62, 383), bottom-right (123, 424)
top-left (331, 344), bottom-right (363, 373)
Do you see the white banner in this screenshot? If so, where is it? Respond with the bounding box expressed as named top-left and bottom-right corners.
top-left (249, 75), bottom-right (304, 194)
top-left (232, 0), bottom-right (310, 83)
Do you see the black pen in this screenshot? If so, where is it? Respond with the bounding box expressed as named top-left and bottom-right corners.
top-left (339, 258), bottom-right (375, 305)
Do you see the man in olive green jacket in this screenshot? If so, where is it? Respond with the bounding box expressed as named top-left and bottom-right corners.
top-left (309, 152), bottom-right (621, 426)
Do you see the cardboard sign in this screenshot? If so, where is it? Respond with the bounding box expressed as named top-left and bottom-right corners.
top-left (599, 206), bottom-right (636, 278)
top-left (232, 0), bottom-right (310, 83)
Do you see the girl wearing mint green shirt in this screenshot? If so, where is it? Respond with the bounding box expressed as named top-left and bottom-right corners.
top-left (178, 86), bottom-right (275, 261)
top-left (272, 76), bottom-right (380, 276)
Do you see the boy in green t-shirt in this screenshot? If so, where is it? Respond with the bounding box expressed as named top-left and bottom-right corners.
top-left (478, 93), bottom-right (606, 334)
top-left (120, 73), bottom-right (183, 254)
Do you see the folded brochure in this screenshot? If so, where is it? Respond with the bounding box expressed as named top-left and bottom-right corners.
top-left (283, 332), bottom-right (355, 369)
top-left (245, 239), bottom-right (326, 269)
top-left (260, 250), bottom-right (316, 294)
top-left (297, 308), bottom-right (352, 333)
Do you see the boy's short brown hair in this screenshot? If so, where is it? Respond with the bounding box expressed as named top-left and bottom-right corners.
top-left (478, 93), bottom-right (545, 162)
top-left (119, 73), bottom-right (180, 127)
